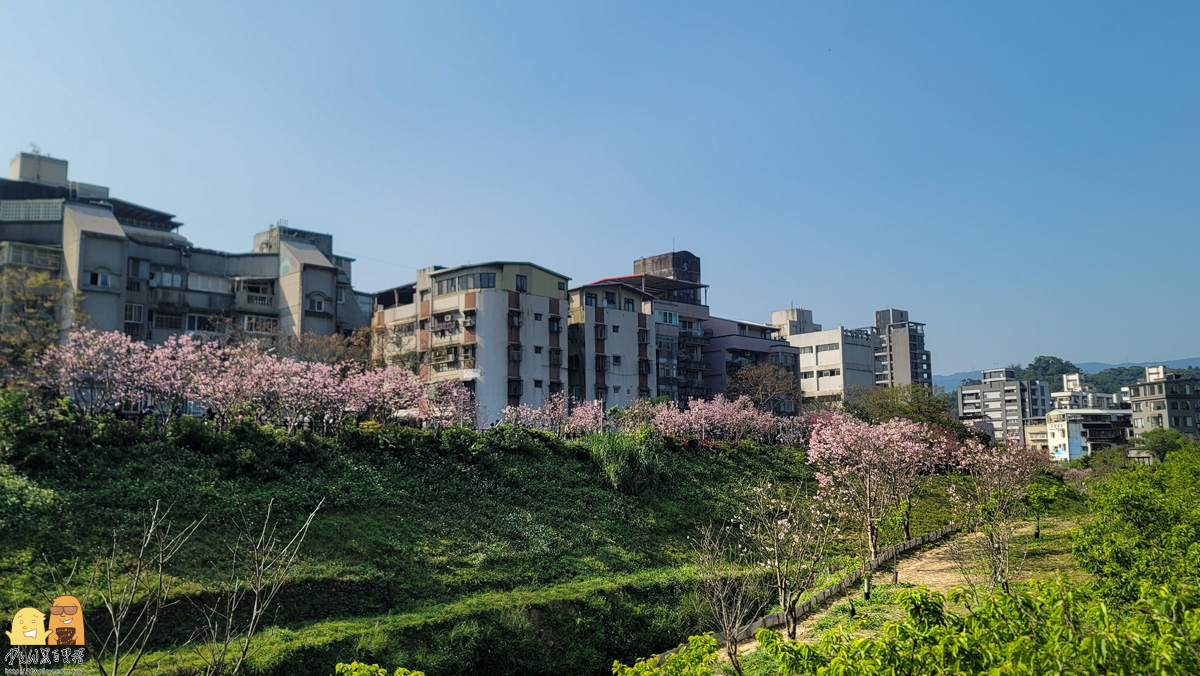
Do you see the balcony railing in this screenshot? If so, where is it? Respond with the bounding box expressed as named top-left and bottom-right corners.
top-left (236, 291), bottom-right (275, 310)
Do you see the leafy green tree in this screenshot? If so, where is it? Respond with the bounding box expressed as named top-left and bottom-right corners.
top-left (844, 383), bottom-right (985, 443)
top-left (611, 634), bottom-right (717, 675)
top-left (755, 581), bottom-right (1200, 675)
top-left (1022, 479), bottom-right (1063, 539)
top-left (1073, 445), bottom-right (1200, 603)
top-left (1014, 355), bottom-right (1078, 383)
top-left (0, 266), bottom-right (81, 376)
top-left (335, 663), bottom-right (424, 676)
top-left (1139, 428), bottom-right (1189, 463)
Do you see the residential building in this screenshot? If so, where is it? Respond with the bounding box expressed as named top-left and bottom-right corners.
top-left (1045, 408), bottom-right (1133, 462)
top-left (1023, 417), bottom-right (1049, 454)
top-left (772, 308), bottom-right (881, 404)
top-left (567, 282), bottom-right (656, 408)
top-left (373, 262), bottom-right (570, 425)
top-left (874, 308), bottom-right (932, 388)
top-left (1129, 366), bottom-right (1200, 438)
top-left (593, 251), bottom-right (711, 401)
top-left (0, 152), bottom-right (369, 342)
top-left (1051, 373), bottom-right (1125, 410)
top-left (957, 368), bottom-right (1051, 443)
top-left (703, 316), bottom-right (801, 413)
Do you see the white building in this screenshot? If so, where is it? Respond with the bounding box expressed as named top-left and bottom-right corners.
top-left (1052, 373), bottom-right (1125, 410)
top-left (771, 308), bottom-right (880, 404)
top-left (1046, 408), bottom-right (1133, 462)
top-left (374, 262), bottom-right (570, 425)
top-left (567, 282), bottom-right (657, 408)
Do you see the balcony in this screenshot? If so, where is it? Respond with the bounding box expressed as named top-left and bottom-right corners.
top-left (678, 328), bottom-right (713, 345)
top-left (236, 291), bottom-right (275, 311)
top-left (431, 319), bottom-right (459, 333)
top-left (678, 356), bottom-right (710, 370)
top-left (679, 380), bottom-right (708, 397)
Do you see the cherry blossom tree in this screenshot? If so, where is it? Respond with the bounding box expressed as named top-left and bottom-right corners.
top-left (807, 413), bottom-right (935, 561)
top-left (425, 380), bottom-right (477, 429)
top-left (947, 439), bottom-right (1048, 594)
top-left (38, 329), bottom-right (142, 415)
top-left (564, 399), bottom-right (605, 437)
top-left (735, 482), bottom-right (836, 639)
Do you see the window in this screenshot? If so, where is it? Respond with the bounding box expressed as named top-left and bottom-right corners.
top-left (154, 313), bottom-right (183, 330)
top-left (816, 343), bottom-right (840, 352)
top-left (436, 278), bottom-right (457, 295)
top-left (189, 274), bottom-right (231, 293)
top-left (624, 298), bottom-right (635, 312)
top-left (393, 322), bottom-right (416, 336)
top-left (534, 313), bottom-right (543, 321)
top-left (548, 316), bottom-right (562, 333)
top-left (153, 269), bottom-right (184, 288)
top-left (88, 272), bottom-right (111, 287)
top-left (595, 324), bottom-right (607, 339)
top-left (586, 293), bottom-right (597, 307)
top-left (534, 379), bottom-right (543, 389)
top-left (614, 386), bottom-right (621, 394)
top-left (654, 310), bottom-right (678, 325)
top-left (613, 355), bottom-right (622, 366)
top-left (797, 346), bottom-right (814, 354)
top-left (127, 259), bottom-right (149, 279)
top-left (534, 346), bottom-right (543, 354)
top-left (612, 325), bottom-right (620, 333)
top-left (604, 291), bottom-right (616, 307)
top-left (557, 281), bottom-right (566, 290)
top-left (307, 298), bottom-right (326, 312)
top-left (186, 314), bottom-right (215, 332)
top-left (638, 329), bottom-right (649, 344)
top-left (516, 274), bottom-right (528, 292)
top-left (508, 379), bottom-right (523, 396)
top-left (337, 288), bottom-right (345, 304)
top-left (800, 371), bottom-right (814, 379)
top-left (124, 303), bottom-right (143, 323)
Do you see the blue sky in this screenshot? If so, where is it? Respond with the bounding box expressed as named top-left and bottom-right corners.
top-left (2, 2), bottom-right (1197, 374)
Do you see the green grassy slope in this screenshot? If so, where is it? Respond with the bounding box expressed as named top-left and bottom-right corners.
top-left (1, 408), bottom-right (839, 675)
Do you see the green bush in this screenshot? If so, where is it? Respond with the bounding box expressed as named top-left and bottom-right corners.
top-left (586, 432), bottom-right (663, 495)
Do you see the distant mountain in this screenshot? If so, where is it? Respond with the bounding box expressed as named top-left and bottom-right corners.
top-left (933, 357), bottom-right (1200, 393)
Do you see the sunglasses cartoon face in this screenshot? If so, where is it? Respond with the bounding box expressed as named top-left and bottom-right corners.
top-left (49, 606), bottom-right (79, 616)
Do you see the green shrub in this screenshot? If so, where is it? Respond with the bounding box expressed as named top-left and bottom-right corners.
top-left (587, 432), bottom-right (663, 495)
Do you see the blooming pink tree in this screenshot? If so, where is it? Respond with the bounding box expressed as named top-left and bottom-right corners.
top-left (564, 399), bottom-right (605, 437)
top-left (735, 482), bottom-right (836, 639)
top-left (947, 438), bottom-right (1048, 592)
top-left (425, 380), bottom-right (477, 429)
top-left (808, 413), bottom-right (935, 560)
top-left (38, 329), bottom-right (143, 415)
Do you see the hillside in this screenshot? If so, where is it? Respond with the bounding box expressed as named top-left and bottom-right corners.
top-left (6, 398), bottom-right (936, 676)
top-left (934, 356), bottom-right (1200, 392)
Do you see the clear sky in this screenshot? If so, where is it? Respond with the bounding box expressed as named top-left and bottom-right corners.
top-left (2, 2), bottom-right (1197, 374)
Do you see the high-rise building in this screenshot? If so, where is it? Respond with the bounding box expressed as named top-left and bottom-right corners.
top-left (0, 152), bottom-right (369, 343)
top-left (957, 368), bottom-right (1051, 442)
top-left (1129, 366), bottom-right (1200, 438)
top-left (771, 308), bottom-right (881, 405)
top-left (566, 282), bottom-right (657, 408)
top-left (373, 262), bottom-right (570, 425)
top-left (873, 308), bottom-right (932, 388)
top-left (702, 316), bottom-right (801, 413)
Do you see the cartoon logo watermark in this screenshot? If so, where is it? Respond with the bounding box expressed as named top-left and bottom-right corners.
top-left (5, 601), bottom-right (86, 675)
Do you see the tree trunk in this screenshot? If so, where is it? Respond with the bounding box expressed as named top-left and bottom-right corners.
top-left (903, 495), bottom-right (913, 541)
top-left (863, 571), bottom-right (872, 601)
top-left (867, 520), bottom-right (879, 560)
top-left (1034, 513), bottom-right (1041, 540)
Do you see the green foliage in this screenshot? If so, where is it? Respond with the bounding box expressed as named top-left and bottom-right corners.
top-left (587, 432), bottom-right (663, 495)
top-left (1086, 365), bottom-right (1147, 394)
top-left (0, 461), bottom-right (56, 534)
top-left (757, 580), bottom-right (1200, 675)
top-left (611, 633), bottom-right (718, 675)
top-left (1138, 427), bottom-right (1190, 463)
top-left (1073, 446), bottom-right (1200, 603)
top-left (335, 662), bottom-right (424, 676)
top-left (1013, 355), bottom-right (1079, 384)
top-left (843, 384), bottom-right (986, 443)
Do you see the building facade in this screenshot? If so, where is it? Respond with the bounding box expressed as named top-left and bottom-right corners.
top-left (567, 282), bottom-right (656, 408)
top-left (703, 316), bottom-right (801, 413)
top-left (772, 308), bottom-right (880, 404)
top-left (1129, 366), bottom-right (1200, 438)
top-left (0, 152), bottom-right (369, 343)
top-left (957, 368), bottom-right (1051, 443)
top-left (373, 262), bottom-right (570, 425)
top-left (1045, 408), bottom-right (1133, 462)
top-left (1051, 373), bottom-right (1125, 410)
top-left (874, 308), bottom-right (932, 388)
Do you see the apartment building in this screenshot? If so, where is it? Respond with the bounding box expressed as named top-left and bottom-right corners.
top-left (1129, 366), bottom-right (1200, 438)
top-left (0, 152), bottom-right (369, 342)
top-left (566, 282), bottom-right (656, 408)
top-left (1045, 408), bottom-right (1133, 462)
top-left (373, 262), bottom-right (570, 425)
top-left (874, 308), bottom-right (932, 388)
top-left (957, 368), bottom-right (1051, 442)
top-left (1052, 373), bottom-right (1125, 410)
top-left (594, 251), bottom-right (712, 401)
top-left (703, 316), bottom-right (801, 413)
top-left (771, 308), bottom-right (881, 404)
